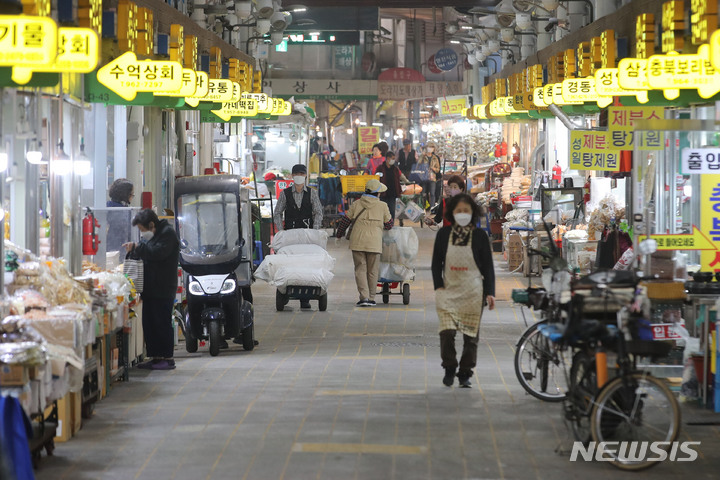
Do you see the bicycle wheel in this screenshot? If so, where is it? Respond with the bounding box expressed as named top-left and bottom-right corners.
top-left (514, 320), bottom-right (567, 402)
top-left (590, 373), bottom-right (681, 471)
top-left (567, 351), bottom-right (596, 444)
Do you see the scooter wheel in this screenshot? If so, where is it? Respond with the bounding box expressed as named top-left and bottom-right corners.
top-left (185, 334), bottom-right (198, 353)
top-left (241, 324), bottom-right (255, 351)
top-left (318, 293), bottom-right (328, 312)
top-left (402, 283), bottom-right (410, 305)
top-left (208, 322), bottom-right (222, 356)
top-left (276, 290), bottom-right (288, 311)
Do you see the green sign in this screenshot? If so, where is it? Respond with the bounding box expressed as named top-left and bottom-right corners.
top-left (0, 67), bottom-right (58, 87)
top-left (201, 112), bottom-right (278, 123)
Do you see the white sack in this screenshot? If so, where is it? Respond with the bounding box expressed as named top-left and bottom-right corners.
top-left (275, 244), bottom-right (327, 256)
top-left (274, 266), bottom-right (334, 293)
top-left (255, 253), bottom-right (335, 287)
top-left (271, 228), bottom-right (328, 250)
top-left (380, 227), bottom-right (418, 268)
top-left (378, 262), bottom-right (415, 282)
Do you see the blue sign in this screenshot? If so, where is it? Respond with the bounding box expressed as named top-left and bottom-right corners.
top-left (434, 48), bottom-right (458, 71)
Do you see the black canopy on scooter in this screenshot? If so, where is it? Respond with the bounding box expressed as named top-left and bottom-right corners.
top-left (175, 175), bottom-right (247, 276)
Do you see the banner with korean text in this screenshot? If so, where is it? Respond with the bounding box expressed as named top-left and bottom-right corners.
top-left (607, 107), bottom-right (664, 151)
top-left (357, 126), bottom-right (380, 155)
top-left (569, 131), bottom-right (621, 171)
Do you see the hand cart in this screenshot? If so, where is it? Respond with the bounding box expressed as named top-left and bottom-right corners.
top-left (378, 280), bottom-right (411, 305)
top-left (376, 227), bottom-right (418, 305)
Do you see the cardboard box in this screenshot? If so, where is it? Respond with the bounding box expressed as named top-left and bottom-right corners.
top-left (111, 348), bottom-right (119, 371)
top-left (0, 363), bottom-right (29, 386)
top-left (54, 394), bottom-right (73, 442)
top-left (21, 317), bottom-right (78, 350)
top-left (70, 392), bottom-right (82, 435)
top-left (507, 233), bottom-right (523, 247)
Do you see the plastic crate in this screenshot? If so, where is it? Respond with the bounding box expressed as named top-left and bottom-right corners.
top-left (341, 175), bottom-right (379, 195)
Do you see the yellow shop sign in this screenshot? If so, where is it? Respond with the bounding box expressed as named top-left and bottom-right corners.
top-left (595, 67), bottom-right (649, 104)
top-left (184, 71), bottom-right (209, 107)
top-left (211, 99), bottom-right (259, 121)
top-left (202, 79), bottom-right (234, 102)
top-left (0, 15), bottom-right (57, 67)
top-left (242, 92), bottom-right (272, 114)
top-left (647, 44), bottom-right (720, 100)
top-left (562, 77), bottom-right (598, 103)
top-left (97, 51), bottom-right (182, 101)
top-left (569, 130), bottom-right (621, 172)
top-left (14, 27), bottom-right (99, 84)
top-left (156, 68), bottom-right (197, 97)
top-left (618, 58), bottom-right (651, 92)
top-left (533, 87), bottom-right (547, 108)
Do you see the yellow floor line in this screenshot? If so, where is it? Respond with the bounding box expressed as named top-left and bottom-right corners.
top-left (292, 443), bottom-right (427, 455)
top-left (333, 355), bottom-right (423, 360)
top-left (316, 389), bottom-right (426, 396)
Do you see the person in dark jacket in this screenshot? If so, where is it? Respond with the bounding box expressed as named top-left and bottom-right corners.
top-left (273, 163), bottom-right (323, 309)
top-left (397, 138), bottom-right (416, 178)
top-left (123, 209), bottom-right (180, 370)
top-left (106, 178), bottom-right (134, 261)
top-left (426, 175), bottom-right (466, 227)
top-left (376, 151), bottom-right (409, 221)
top-left (431, 194), bottom-right (495, 388)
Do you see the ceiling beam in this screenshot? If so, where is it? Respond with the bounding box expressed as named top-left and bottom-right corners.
top-left (300, 1), bottom-right (482, 7)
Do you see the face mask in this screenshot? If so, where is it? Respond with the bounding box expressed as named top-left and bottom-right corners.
top-left (448, 188), bottom-right (461, 197)
top-left (140, 230), bottom-right (154, 241)
top-left (387, 160), bottom-right (396, 166)
top-left (454, 213), bottom-right (472, 227)
top-left (293, 175), bottom-right (306, 185)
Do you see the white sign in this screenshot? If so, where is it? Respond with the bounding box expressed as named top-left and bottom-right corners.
top-left (681, 148), bottom-right (720, 174)
top-left (263, 78), bottom-right (377, 100)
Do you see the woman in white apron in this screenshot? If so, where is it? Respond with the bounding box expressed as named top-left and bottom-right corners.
top-left (431, 194), bottom-right (496, 388)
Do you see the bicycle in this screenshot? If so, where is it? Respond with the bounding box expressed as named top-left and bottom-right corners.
top-left (542, 271), bottom-right (681, 470)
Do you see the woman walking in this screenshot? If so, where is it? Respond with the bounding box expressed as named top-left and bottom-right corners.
top-left (431, 194), bottom-right (495, 388)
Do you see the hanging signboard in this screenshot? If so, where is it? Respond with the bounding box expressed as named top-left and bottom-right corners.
top-left (439, 95), bottom-right (467, 116)
top-left (681, 148), bottom-right (720, 174)
top-left (264, 78), bottom-right (377, 100)
top-left (561, 77), bottom-right (598, 103)
top-left (552, 83), bottom-right (582, 105)
top-left (184, 71), bottom-right (209, 107)
top-left (700, 174), bottom-right (720, 272)
top-left (595, 67), bottom-right (649, 103)
top-left (0, 15), bottom-right (58, 83)
top-left (357, 126), bottom-right (379, 154)
top-left (434, 48), bottom-right (458, 71)
top-left (472, 104), bottom-right (487, 119)
top-left (607, 106), bottom-right (664, 151)
top-left (97, 51), bottom-right (182, 101)
top-left (155, 68), bottom-right (197, 97)
top-left (647, 44), bottom-right (720, 100)
top-left (533, 87), bottom-right (547, 107)
top-left (569, 130), bottom-right (621, 171)
top-left (15, 27), bottom-right (99, 84)
top-left (211, 98), bottom-right (259, 121)
top-left (202, 79), bottom-right (234, 102)
top-left (242, 92), bottom-right (272, 113)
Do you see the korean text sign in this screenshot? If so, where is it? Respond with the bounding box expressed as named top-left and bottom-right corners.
top-left (569, 131), bottom-right (621, 171)
top-left (357, 127), bottom-right (380, 155)
top-left (700, 174), bottom-right (720, 272)
top-left (682, 148), bottom-right (720, 174)
top-left (608, 106), bottom-right (664, 151)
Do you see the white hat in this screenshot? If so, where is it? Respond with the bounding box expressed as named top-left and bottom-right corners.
top-left (365, 178), bottom-right (387, 193)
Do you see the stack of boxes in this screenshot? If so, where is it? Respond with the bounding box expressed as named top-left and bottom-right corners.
top-left (506, 233), bottom-right (523, 270)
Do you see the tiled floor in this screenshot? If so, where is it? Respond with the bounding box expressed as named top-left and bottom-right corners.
top-left (36, 226), bottom-right (720, 480)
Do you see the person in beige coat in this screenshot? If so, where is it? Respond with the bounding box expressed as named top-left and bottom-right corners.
top-left (336, 179), bottom-right (394, 306)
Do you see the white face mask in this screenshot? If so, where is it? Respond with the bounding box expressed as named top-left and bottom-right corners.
top-left (448, 188), bottom-right (461, 197)
top-left (454, 213), bottom-right (472, 227)
top-left (140, 230), bottom-right (154, 241)
top-left (293, 175), bottom-right (306, 185)
top-left (387, 160), bottom-right (396, 166)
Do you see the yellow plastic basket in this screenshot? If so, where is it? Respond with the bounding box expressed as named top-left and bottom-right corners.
top-left (341, 175), bottom-right (379, 195)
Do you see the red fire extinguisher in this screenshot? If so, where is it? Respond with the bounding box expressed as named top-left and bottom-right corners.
top-left (82, 208), bottom-right (100, 255)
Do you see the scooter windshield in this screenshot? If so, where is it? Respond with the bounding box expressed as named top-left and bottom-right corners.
top-left (177, 192), bottom-right (241, 265)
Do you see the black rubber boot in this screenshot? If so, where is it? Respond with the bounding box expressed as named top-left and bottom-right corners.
top-left (443, 368), bottom-right (456, 387)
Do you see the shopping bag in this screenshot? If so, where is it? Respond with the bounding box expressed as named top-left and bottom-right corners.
top-left (408, 163), bottom-right (430, 183)
top-left (123, 253), bottom-right (144, 293)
